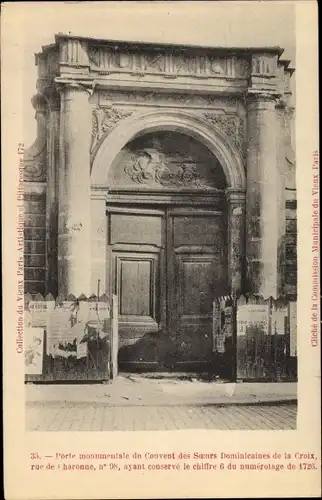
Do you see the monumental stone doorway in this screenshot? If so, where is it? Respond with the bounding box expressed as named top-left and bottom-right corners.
top-left (104, 131), bottom-right (230, 372)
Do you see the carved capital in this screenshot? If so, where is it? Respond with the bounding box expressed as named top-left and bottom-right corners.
top-left (246, 92), bottom-right (278, 111)
top-left (55, 79), bottom-right (94, 98)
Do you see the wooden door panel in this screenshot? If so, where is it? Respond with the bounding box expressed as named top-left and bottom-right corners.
top-left (174, 255), bottom-right (216, 362)
top-left (173, 216), bottom-right (224, 246)
top-left (169, 210), bottom-right (228, 366)
top-left (115, 253), bottom-right (160, 337)
top-left (180, 258), bottom-right (215, 318)
top-left (108, 205), bottom-right (228, 371)
top-left (120, 259), bottom-right (151, 316)
top-left (110, 213), bottom-right (162, 246)
top-left (175, 324), bottom-right (212, 363)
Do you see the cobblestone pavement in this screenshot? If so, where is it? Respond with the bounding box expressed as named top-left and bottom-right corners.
top-left (26, 403), bottom-right (297, 431)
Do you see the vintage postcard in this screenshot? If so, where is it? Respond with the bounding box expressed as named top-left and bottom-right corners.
top-left (2, 1), bottom-right (320, 498)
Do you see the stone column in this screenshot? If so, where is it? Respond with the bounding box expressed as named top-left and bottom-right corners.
top-left (226, 188), bottom-right (246, 295)
top-left (58, 83), bottom-right (92, 297)
top-left (246, 93), bottom-right (280, 298)
top-left (45, 95), bottom-right (60, 296)
top-left (275, 101), bottom-right (288, 296)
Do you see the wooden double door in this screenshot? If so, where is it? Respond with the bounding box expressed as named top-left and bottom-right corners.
top-left (108, 204), bottom-right (228, 371)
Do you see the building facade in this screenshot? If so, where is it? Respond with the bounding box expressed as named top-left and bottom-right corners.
top-left (24, 34), bottom-right (296, 371)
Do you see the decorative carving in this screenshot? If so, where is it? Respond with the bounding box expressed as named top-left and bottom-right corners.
top-left (252, 54), bottom-right (276, 76)
top-left (65, 221), bottom-right (83, 233)
top-left (203, 113), bottom-right (244, 153)
top-left (91, 108), bottom-right (133, 152)
top-left (232, 206), bottom-right (243, 216)
top-left (88, 45), bottom-right (101, 67)
top-left (124, 149), bottom-right (210, 188)
top-left (60, 39), bottom-right (89, 66)
top-left (284, 105), bottom-right (295, 120)
top-left (24, 161), bottom-right (46, 182)
top-left (236, 59), bottom-right (250, 78)
top-left (209, 57), bottom-right (226, 75)
top-left (88, 44), bottom-right (249, 80)
top-left (99, 90), bottom-right (238, 110)
top-left (144, 54), bottom-right (165, 72)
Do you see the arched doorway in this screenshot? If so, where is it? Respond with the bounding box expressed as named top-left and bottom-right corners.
top-left (91, 111), bottom-right (246, 372)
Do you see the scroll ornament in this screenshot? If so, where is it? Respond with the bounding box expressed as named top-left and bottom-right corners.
top-left (203, 113), bottom-right (244, 155)
top-left (91, 108), bottom-right (133, 152)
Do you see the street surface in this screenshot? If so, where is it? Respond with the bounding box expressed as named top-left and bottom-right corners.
top-left (26, 402), bottom-right (297, 431)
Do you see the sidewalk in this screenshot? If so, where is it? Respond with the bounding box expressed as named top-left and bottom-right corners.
top-left (26, 374), bottom-right (297, 407)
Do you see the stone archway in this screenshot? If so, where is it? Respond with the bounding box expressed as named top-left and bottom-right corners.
top-left (90, 109), bottom-right (246, 298)
top-left (91, 109), bottom-right (246, 190)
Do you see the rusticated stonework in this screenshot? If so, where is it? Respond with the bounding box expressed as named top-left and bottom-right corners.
top-left (91, 108), bottom-right (134, 152)
top-left (203, 113), bottom-right (245, 154)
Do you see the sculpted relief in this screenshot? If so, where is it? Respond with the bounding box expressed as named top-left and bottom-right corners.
top-left (109, 132), bottom-right (227, 190)
top-left (88, 45), bottom-right (250, 80)
top-left (124, 149), bottom-right (209, 188)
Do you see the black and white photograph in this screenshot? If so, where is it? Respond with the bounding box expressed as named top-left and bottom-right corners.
top-left (20, 2), bottom-right (300, 433)
top-left (3, 2), bottom-right (321, 499)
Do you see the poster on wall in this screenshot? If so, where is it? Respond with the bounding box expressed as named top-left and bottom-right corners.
top-left (24, 327), bottom-right (44, 375)
top-left (212, 300), bottom-right (225, 352)
top-left (237, 304), bottom-right (269, 336)
top-left (271, 308), bottom-right (288, 335)
top-left (88, 300), bottom-right (110, 321)
top-left (46, 303), bottom-right (76, 357)
top-left (28, 301), bottom-right (53, 328)
top-left (223, 306), bottom-right (234, 338)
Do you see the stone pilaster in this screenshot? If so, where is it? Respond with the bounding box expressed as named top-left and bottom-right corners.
top-left (226, 188), bottom-right (246, 295)
top-left (91, 192), bottom-right (107, 294)
top-left (246, 93), bottom-right (280, 298)
top-left (57, 83), bottom-right (92, 297)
